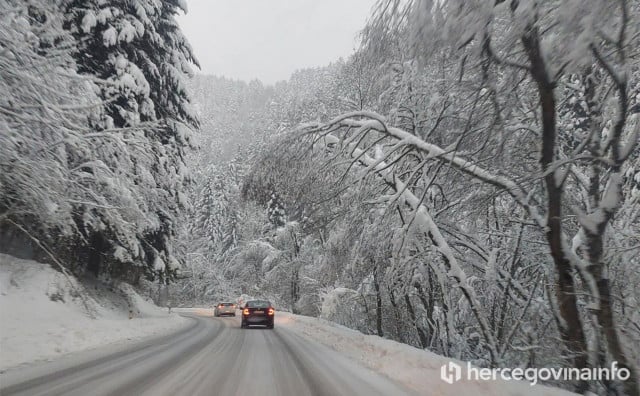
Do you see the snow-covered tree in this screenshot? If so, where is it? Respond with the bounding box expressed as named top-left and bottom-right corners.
top-left (59, 0), bottom-right (199, 281)
top-left (1, 0), bottom-right (199, 285)
top-left (296, 1), bottom-right (640, 393)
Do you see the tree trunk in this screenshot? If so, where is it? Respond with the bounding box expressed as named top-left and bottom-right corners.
top-left (388, 287), bottom-right (404, 343)
top-left (586, 230), bottom-right (639, 396)
top-left (87, 232), bottom-right (107, 277)
top-left (414, 281), bottom-right (433, 342)
top-left (290, 268), bottom-right (299, 314)
top-left (404, 294), bottom-right (428, 349)
top-left (373, 268), bottom-right (384, 337)
top-left (522, 29), bottom-right (589, 388)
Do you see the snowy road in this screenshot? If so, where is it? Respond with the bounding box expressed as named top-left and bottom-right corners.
top-left (0, 312), bottom-right (415, 396)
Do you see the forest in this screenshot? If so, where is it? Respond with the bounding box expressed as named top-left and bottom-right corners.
top-left (1, 1), bottom-right (639, 395)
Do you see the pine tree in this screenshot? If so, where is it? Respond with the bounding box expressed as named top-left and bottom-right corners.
top-left (59, 0), bottom-right (200, 281)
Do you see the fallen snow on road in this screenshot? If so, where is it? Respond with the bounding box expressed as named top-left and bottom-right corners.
top-left (276, 312), bottom-right (576, 396)
top-left (0, 254), bottom-right (188, 370)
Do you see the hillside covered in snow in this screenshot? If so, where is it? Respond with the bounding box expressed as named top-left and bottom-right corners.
top-left (0, 254), bottom-right (187, 370)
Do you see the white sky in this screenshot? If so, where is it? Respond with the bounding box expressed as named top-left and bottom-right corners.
top-left (176, 0), bottom-right (377, 84)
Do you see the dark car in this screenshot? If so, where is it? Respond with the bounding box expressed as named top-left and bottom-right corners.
top-left (241, 300), bottom-right (274, 329)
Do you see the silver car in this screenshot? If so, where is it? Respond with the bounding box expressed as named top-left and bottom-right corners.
top-left (214, 302), bottom-right (236, 317)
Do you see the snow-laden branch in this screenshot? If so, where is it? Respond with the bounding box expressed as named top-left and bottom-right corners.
top-left (313, 111), bottom-right (546, 228)
top-left (306, 112), bottom-right (600, 307)
top-left (314, 132), bottom-right (500, 363)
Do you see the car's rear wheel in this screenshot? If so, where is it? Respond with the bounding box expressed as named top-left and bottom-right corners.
top-left (267, 324), bottom-right (274, 329)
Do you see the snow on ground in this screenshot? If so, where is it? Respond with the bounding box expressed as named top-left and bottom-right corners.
top-left (276, 312), bottom-right (577, 396)
top-left (0, 254), bottom-right (188, 370)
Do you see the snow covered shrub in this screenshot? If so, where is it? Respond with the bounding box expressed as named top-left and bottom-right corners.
top-left (320, 287), bottom-right (368, 332)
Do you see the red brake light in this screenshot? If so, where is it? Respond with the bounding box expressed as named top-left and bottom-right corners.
top-left (243, 308), bottom-right (249, 315)
top-left (268, 308), bottom-right (275, 316)
top-left (218, 304), bottom-right (223, 308)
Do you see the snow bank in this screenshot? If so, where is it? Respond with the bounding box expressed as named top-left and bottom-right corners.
top-left (0, 254), bottom-right (188, 370)
top-left (277, 312), bottom-right (576, 396)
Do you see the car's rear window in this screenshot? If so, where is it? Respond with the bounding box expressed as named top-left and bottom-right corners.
top-left (221, 303), bottom-right (234, 306)
top-left (246, 301), bottom-right (270, 308)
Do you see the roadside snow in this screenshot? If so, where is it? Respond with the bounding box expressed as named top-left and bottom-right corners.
top-left (0, 254), bottom-right (188, 370)
top-left (276, 312), bottom-right (577, 396)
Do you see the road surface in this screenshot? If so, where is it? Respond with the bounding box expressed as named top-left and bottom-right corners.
top-left (0, 312), bottom-right (416, 396)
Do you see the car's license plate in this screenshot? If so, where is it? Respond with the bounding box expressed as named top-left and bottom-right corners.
top-left (254, 310), bottom-right (264, 314)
